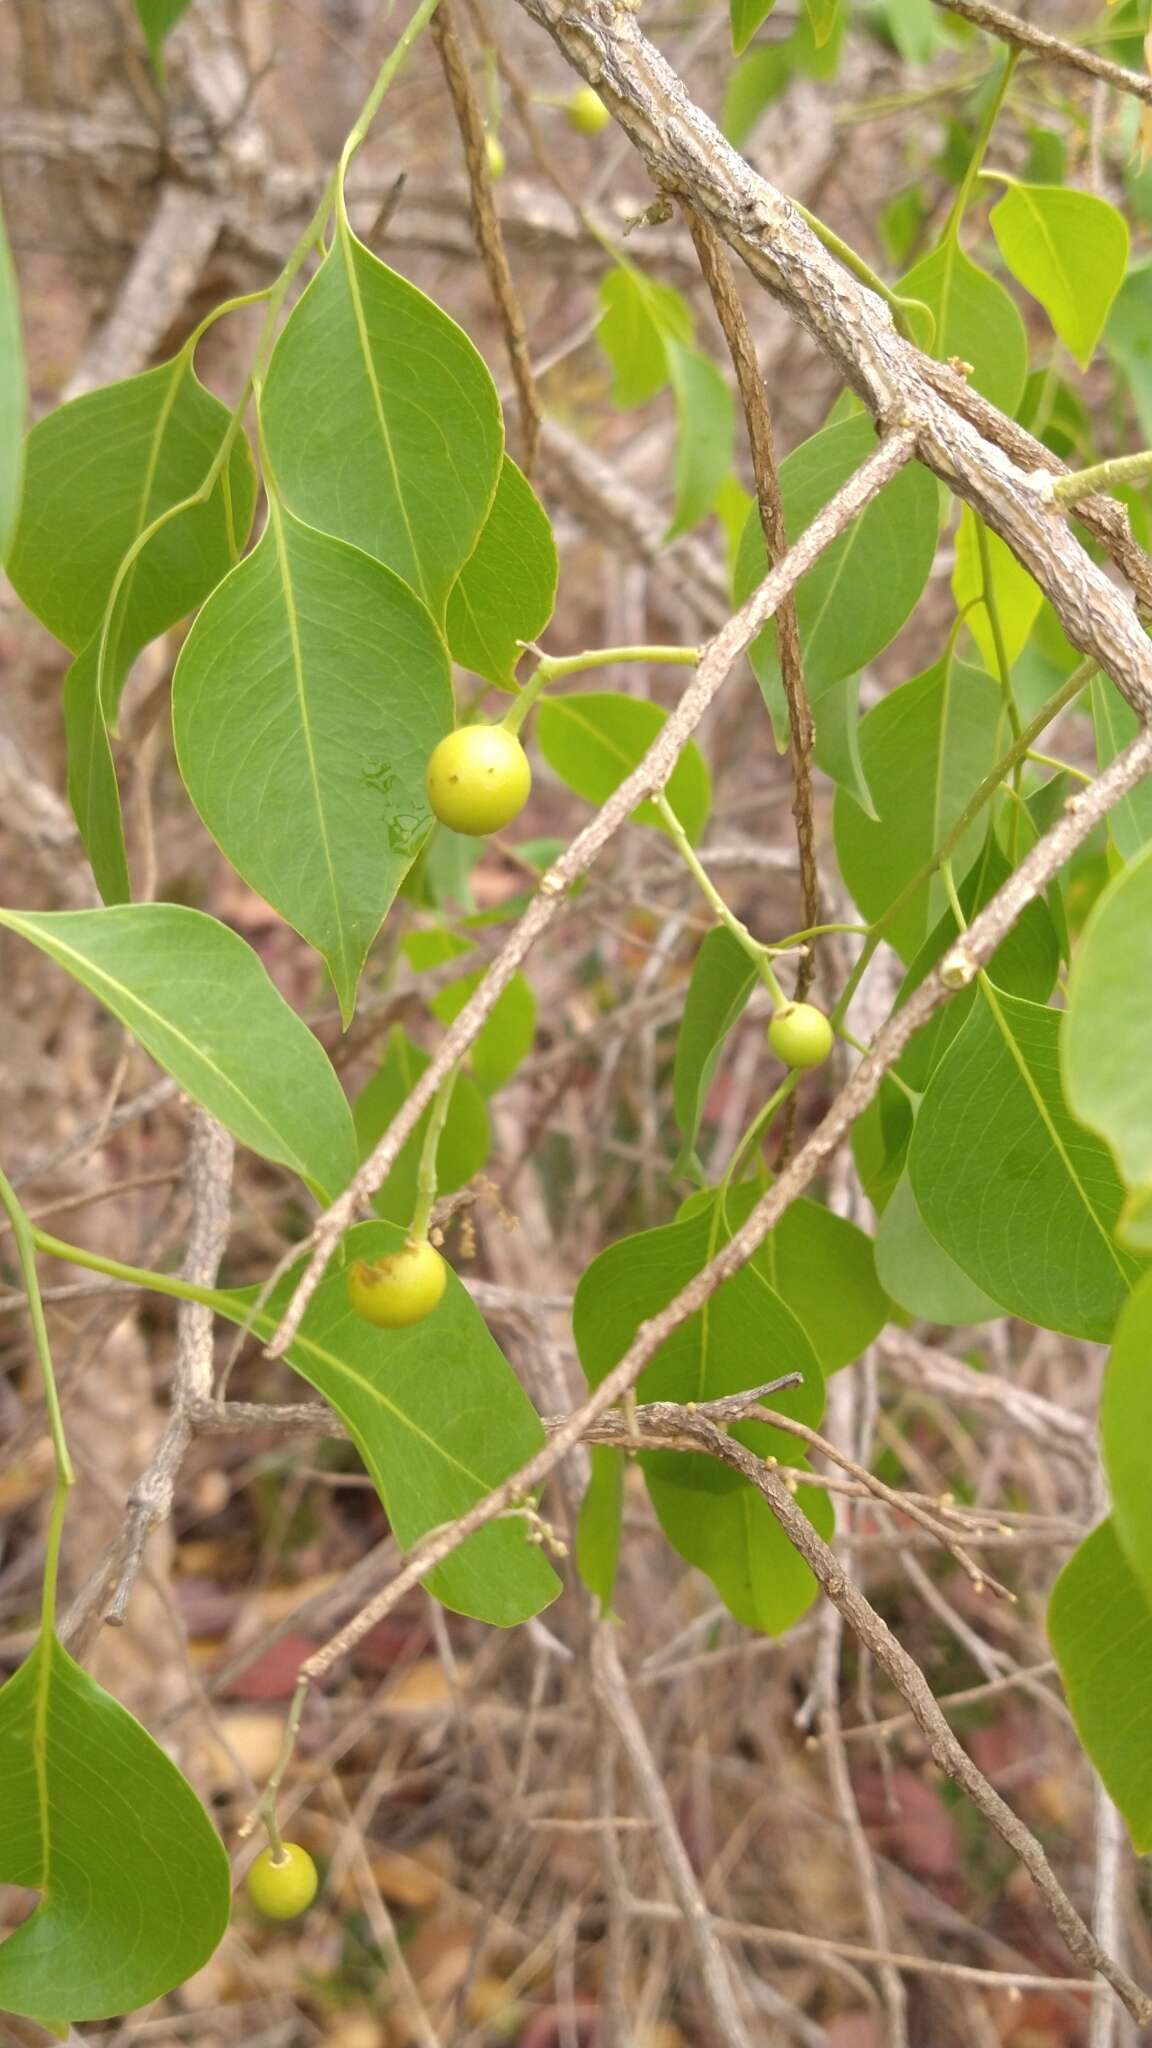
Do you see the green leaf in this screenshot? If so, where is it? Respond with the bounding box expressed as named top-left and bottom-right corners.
top-left (1091, 676), bottom-right (1152, 861)
top-left (596, 268), bottom-right (694, 409)
top-left (881, 0), bottom-right (945, 64)
top-left (133, 0), bottom-right (192, 74)
top-left (989, 182), bottom-right (1129, 369)
top-left (535, 691), bottom-right (711, 844)
top-left (0, 904), bottom-right (358, 1200)
top-left (172, 506), bottom-right (453, 1024)
top-left (353, 1026), bottom-right (490, 1223)
top-left (0, 1633), bottom-right (229, 2025)
top-left (445, 456), bottom-right (557, 690)
top-left (875, 1171), bottom-right (1001, 1325)
top-left (665, 344), bottom-right (734, 540)
top-left (805, 0), bottom-right (842, 45)
top-left (62, 640), bottom-right (130, 905)
top-left (951, 504), bottom-right (1043, 676)
top-left (576, 1447), bottom-right (625, 1609)
top-left (1063, 840), bottom-right (1152, 1239)
top-left (853, 1076), bottom-right (914, 1214)
top-left (1105, 260), bottom-right (1152, 443)
top-left (673, 928), bottom-right (758, 1170)
top-left (722, 46), bottom-right (792, 146)
top-left (910, 984), bottom-right (1143, 1340)
top-left (429, 970), bottom-right (537, 1095)
top-left (231, 1222), bottom-right (560, 1626)
top-left (833, 655), bottom-right (1003, 963)
top-left (1101, 1271), bottom-right (1152, 1600)
top-left (735, 1186), bottom-right (889, 1372)
top-left (574, 1207), bottom-right (829, 1634)
top-left (1049, 1518), bottom-right (1152, 1852)
top-left (730, 0), bottom-right (778, 52)
top-left (7, 356), bottom-right (256, 680)
top-left (0, 197), bottom-right (26, 564)
top-left (813, 673), bottom-right (877, 819)
top-left (895, 831), bottom-right (1062, 1093)
top-left (261, 229), bottom-right (503, 617)
top-left (900, 236), bottom-right (1028, 415)
top-left (733, 416), bottom-right (938, 706)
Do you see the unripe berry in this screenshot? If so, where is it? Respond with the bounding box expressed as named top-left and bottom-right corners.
top-left (566, 87), bottom-right (610, 135)
top-left (426, 724), bottom-right (531, 836)
top-left (768, 1001), bottom-right (834, 1070)
top-left (245, 1844), bottom-right (318, 1919)
top-left (346, 1241), bottom-right (447, 1329)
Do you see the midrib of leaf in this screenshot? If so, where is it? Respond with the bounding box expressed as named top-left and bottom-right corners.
top-left (551, 700), bottom-right (638, 778)
top-left (337, 224), bottom-right (426, 606)
top-left (31, 1637), bottom-right (52, 1890)
top-left (795, 485), bottom-right (874, 669)
top-left (0, 914), bottom-right (317, 1187)
top-left (980, 979), bottom-right (1131, 1285)
top-left (1014, 191), bottom-right (1076, 331)
top-left (266, 502), bottom-right (352, 1007)
top-left (240, 1298), bottom-right (528, 1493)
top-left (934, 234), bottom-right (960, 349)
top-left (927, 650), bottom-right (961, 931)
top-left (99, 357), bottom-right (188, 699)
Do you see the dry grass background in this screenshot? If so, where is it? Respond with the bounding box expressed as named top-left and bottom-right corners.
top-left (0, 3), bottom-right (1144, 2044)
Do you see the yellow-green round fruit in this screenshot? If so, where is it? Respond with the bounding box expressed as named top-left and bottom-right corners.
top-left (245, 1844), bottom-right (319, 1919)
top-left (346, 1241), bottom-right (448, 1329)
top-left (566, 87), bottom-right (610, 135)
top-left (426, 724), bottom-right (531, 837)
top-left (485, 132), bottom-right (506, 180)
top-left (768, 1002), bottom-right (834, 1070)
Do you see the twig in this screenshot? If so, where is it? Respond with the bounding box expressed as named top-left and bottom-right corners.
top-left (267, 428), bottom-right (917, 1356)
top-left (682, 204), bottom-right (820, 976)
top-left (591, 1622), bottom-right (823, 2048)
top-left (631, 1897), bottom-right (1100, 1997)
top-left (834, 1660), bottom-right (1061, 1745)
top-left (1090, 1784), bottom-right (1130, 2048)
top-left (804, 1373), bottom-right (908, 2047)
top-left (61, 1114), bottom-right (234, 1652)
top-left (279, 720), bottom-right (1152, 1686)
top-left (12, 1077), bottom-right (178, 1190)
top-left (930, 0), bottom-right (1152, 106)
top-left (63, 185), bottom-right (224, 400)
top-left (513, 0), bottom-right (1152, 711)
top-left (431, 1), bottom-right (541, 478)
top-left (754, 1403), bottom-right (1013, 1597)
top-left (540, 417), bottom-right (730, 627)
top-left (616, 1411), bottom-right (1152, 2023)
top-left (879, 1330), bottom-right (1097, 1468)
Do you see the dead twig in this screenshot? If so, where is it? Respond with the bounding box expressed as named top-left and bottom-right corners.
top-left (431, 1), bottom-right (541, 478)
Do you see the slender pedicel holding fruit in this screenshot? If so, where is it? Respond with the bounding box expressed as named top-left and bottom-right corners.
top-left (245, 1843), bottom-right (319, 1919)
top-left (768, 1001), bottom-right (835, 1070)
top-left (566, 86), bottom-right (610, 134)
top-left (426, 723), bottom-right (531, 836)
top-left (485, 132), bottom-right (506, 180)
top-left (346, 1239), bottom-right (448, 1329)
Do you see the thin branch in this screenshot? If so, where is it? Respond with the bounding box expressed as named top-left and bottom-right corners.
top-left (879, 1330), bottom-right (1097, 1468)
top-left (431, 1), bottom-right (541, 478)
top-left (753, 1402), bottom-right (1014, 1597)
top-left (61, 1114), bottom-right (235, 1653)
top-left (513, 0), bottom-right (1152, 714)
top-left (682, 202), bottom-right (821, 975)
top-left (930, 0), bottom-right (1152, 107)
top-left (277, 720), bottom-right (1152, 1688)
top-left (591, 1622), bottom-right (823, 2048)
top-left (611, 1410), bottom-right (1152, 2024)
top-left (267, 428), bottom-right (917, 1357)
top-left (631, 1897), bottom-right (1100, 1998)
